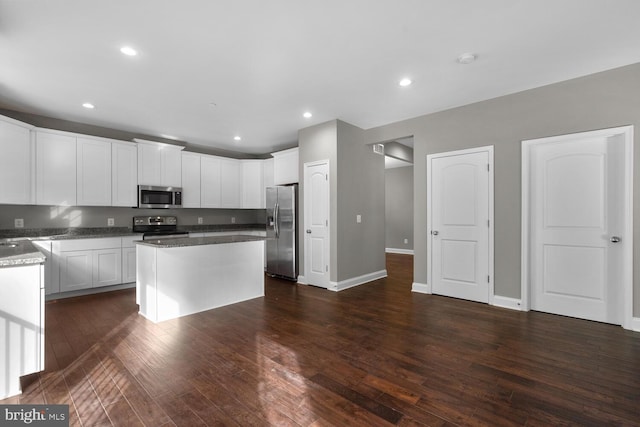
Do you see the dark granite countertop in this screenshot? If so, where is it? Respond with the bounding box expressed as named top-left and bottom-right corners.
top-left (0, 224), bottom-right (266, 240)
top-left (0, 240), bottom-right (46, 268)
top-left (137, 234), bottom-right (268, 248)
top-left (177, 224), bottom-right (266, 233)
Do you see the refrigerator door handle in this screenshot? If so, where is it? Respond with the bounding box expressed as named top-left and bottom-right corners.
top-left (274, 202), bottom-right (280, 238)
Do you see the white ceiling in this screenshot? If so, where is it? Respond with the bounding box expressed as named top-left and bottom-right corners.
top-left (1, 1), bottom-right (640, 155)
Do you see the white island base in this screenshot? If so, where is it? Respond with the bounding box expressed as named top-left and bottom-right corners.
top-left (136, 238), bottom-right (265, 323)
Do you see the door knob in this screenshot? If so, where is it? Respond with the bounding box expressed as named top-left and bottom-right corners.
top-left (432, 230), bottom-right (439, 236)
top-left (306, 229), bottom-right (312, 234)
top-left (610, 236), bottom-right (621, 243)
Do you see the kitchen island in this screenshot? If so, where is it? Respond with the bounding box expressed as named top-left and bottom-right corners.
top-left (0, 240), bottom-right (46, 399)
top-left (136, 235), bottom-right (266, 323)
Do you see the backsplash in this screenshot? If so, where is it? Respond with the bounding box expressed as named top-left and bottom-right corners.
top-left (0, 205), bottom-right (265, 230)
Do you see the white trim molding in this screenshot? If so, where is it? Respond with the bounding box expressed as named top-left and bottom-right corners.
top-left (411, 282), bottom-right (431, 294)
top-left (328, 270), bottom-right (387, 292)
top-left (385, 248), bottom-right (414, 255)
top-left (492, 296), bottom-right (524, 311)
top-left (631, 317), bottom-right (640, 333)
top-left (296, 275), bottom-right (307, 285)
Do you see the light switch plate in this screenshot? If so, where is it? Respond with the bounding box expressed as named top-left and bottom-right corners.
top-left (231, 217), bottom-right (236, 224)
top-left (14, 218), bottom-right (24, 228)
top-left (198, 217), bottom-right (203, 224)
top-left (356, 214), bottom-right (362, 223)
top-left (107, 218), bottom-right (115, 226)
top-left (404, 238), bottom-right (408, 244)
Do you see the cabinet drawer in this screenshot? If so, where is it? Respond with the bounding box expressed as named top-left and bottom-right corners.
top-left (57, 237), bottom-right (122, 251)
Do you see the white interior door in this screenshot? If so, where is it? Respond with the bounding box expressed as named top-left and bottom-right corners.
top-left (528, 133), bottom-right (625, 324)
top-left (304, 160), bottom-right (330, 288)
top-left (429, 148), bottom-right (492, 303)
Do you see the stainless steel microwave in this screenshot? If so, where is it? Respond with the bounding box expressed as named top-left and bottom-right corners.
top-left (137, 185), bottom-right (182, 209)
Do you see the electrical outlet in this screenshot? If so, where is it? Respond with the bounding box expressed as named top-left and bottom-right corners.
top-left (198, 217), bottom-right (203, 224)
top-left (14, 218), bottom-right (24, 228)
top-left (107, 218), bottom-right (115, 227)
top-left (404, 238), bottom-right (408, 244)
top-left (356, 214), bottom-right (362, 223)
top-left (231, 217), bottom-right (236, 224)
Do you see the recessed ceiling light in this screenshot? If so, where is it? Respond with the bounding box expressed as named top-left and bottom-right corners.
top-left (303, 112), bottom-right (312, 118)
top-left (399, 78), bottom-right (412, 87)
top-left (82, 103), bottom-right (95, 109)
top-left (234, 136), bottom-right (241, 141)
top-left (457, 53), bottom-right (476, 64)
top-left (120, 46), bottom-right (138, 56)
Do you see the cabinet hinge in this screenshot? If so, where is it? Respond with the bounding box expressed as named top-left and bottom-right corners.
top-left (326, 219), bottom-right (328, 226)
top-left (487, 163), bottom-right (490, 172)
top-left (487, 275), bottom-right (490, 283)
top-left (326, 265), bottom-right (329, 272)
top-left (326, 174), bottom-right (328, 180)
top-left (487, 219), bottom-right (490, 227)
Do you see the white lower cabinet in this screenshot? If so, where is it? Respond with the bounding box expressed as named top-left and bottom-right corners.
top-left (59, 250), bottom-right (93, 292)
top-left (121, 235), bottom-right (141, 284)
top-left (93, 248), bottom-right (122, 287)
top-left (55, 237), bottom-right (124, 293)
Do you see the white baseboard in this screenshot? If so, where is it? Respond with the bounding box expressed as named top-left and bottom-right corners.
top-left (385, 248), bottom-right (414, 255)
top-left (492, 295), bottom-right (523, 311)
top-left (631, 317), bottom-right (640, 332)
top-left (296, 275), bottom-right (307, 285)
top-left (412, 282), bottom-right (431, 294)
top-left (328, 270), bottom-right (387, 292)
top-left (46, 282), bottom-right (136, 301)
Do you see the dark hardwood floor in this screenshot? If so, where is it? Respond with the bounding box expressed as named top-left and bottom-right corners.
top-left (2, 254), bottom-right (639, 426)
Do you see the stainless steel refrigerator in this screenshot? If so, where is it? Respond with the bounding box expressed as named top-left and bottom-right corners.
top-left (266, 185), bottom-right (298, 280)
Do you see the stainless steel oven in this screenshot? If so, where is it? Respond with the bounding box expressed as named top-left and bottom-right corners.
top-left (133, 216), bottom-right (189, 240)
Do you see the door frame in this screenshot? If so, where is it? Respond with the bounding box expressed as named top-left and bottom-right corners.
top-left (521, 126), bottom-right (634, 329)
top-left (426, 145), bottom-right (494, 303)
top-left (302, 159), bottom-right (331, 288)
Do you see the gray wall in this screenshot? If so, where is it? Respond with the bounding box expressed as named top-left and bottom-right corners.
top-left (385, 166), bottom-right (413, 251)
top-left (0, 205), bottom-right (263, 230)
top-left (298, 120), bottom-right (339, 281)
top-left (335, 120), bottom-right (385, 281)
top-left (298, 119), bottom-right (385, 283)
top-left (365, 62), bottom-right (640, 315)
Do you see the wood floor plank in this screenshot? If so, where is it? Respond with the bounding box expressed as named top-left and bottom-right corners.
top-left (3, 253), bottom-right (640, 425)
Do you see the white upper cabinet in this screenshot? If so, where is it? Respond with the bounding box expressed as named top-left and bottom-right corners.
top-left (0, 115), bottom-right (35, 205)
top-left (220, 158), bottom-right (241, 208)
top-left (136, 139), bottom-right (184, 187)
top-left (241, 160), bottom-right (264, 208)
top-left (201, 155), bottom-right (221, 208)
top-left (181, 152), bottom-right (202, 208)
top-left (137, 142), bottom-right (161, 185)
top-left (76, 137), bottom-right (112, 206)
top-left (111, 141), bottom-right (138, 207)
top-left (36, 130), bottom-right (77, 206)
top-left (161, 147), bottom-right (182, 187)
top-left (272, 147), bottom-right (299, 185)
top-left (263, 157), bottom-right (274, 189)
